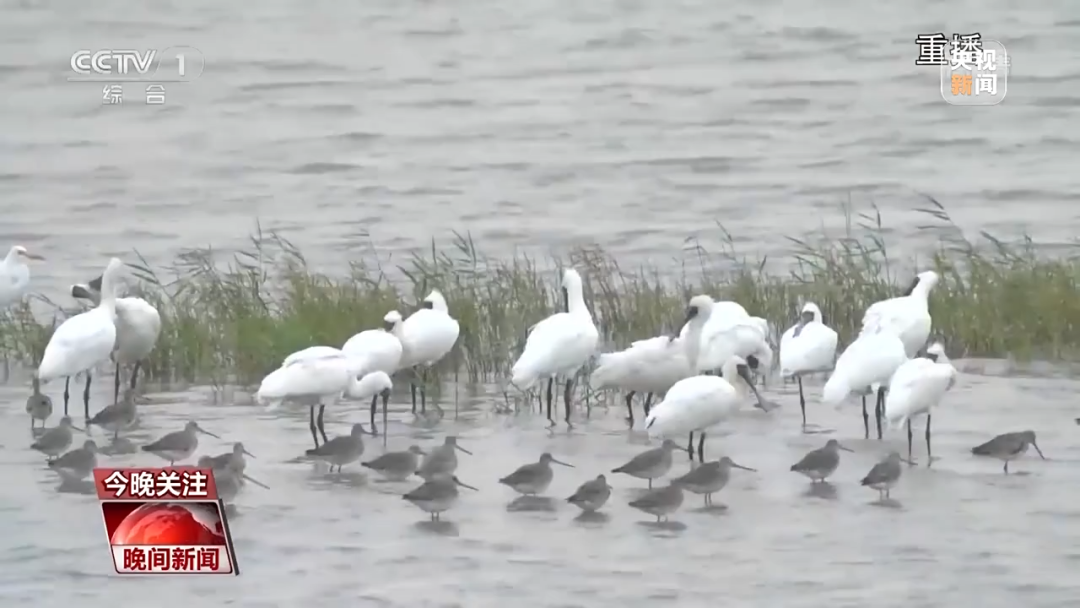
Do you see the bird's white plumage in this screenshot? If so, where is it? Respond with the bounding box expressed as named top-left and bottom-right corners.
top-left (511, 269), bottom-right (599, 390)
top-left (884, 343), bottom-right (956, 429)
top-left (779, 302), bottom-right (838, 377)
top-left (590, 335), bottom-right (691, 395)
top-left (341, 310), bottom-right (404, 376)
top-left (346, 370), bottom-right (394, 400)
top-left (114, 297), bottom-right (162, 362)
top-left (0, 245), bottom-right (42, 308)
top-left (860, 271), bottom-right (939, 357)
top-left (38, 258), bottom-right (124, 385)
top-left (282, 346), bottom-right (346, 368)
top-left (693, 317), bottom-right (773, 374)
top-left (398, 291), bottom-right (459, 368)
top-left (822, 331), bottom-right (908, 405)
top-left (257, 352), bottom-right (361, 406)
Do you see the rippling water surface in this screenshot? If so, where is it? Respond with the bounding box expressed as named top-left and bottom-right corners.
top-left (2, 0), bottom-right (1080, 604)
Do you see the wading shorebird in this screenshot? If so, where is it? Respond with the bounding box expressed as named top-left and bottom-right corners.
top-left (49, 439), bottom-right (98, 482)
top-left (790, 439), bottom-right (853, 483)
top-left (611, 440), bottom-right (684, 489)
top-left (26, 376), bottom-right (52, 430)
top-left (671, 456), bottom-right (755, 507)
top-left (403, 474), bottom-right (478, 521)
top-left (499, 452), bottom-right (574, 496)
top-left (970, 430), bottom-right (1046, 474)
top-left (416, 436), bottom-right (472, 481)
top-left (362, 445), bottom-right (426, 482)
top-left (305, 423), bottom-right (367, 473)
top-left (566, 475), bottom-right (613, 513)
top-left (141, 421), bottom-right (220, 465)
top-left (628, 482), bottom-right (684, 523)
top-left (860, 451), bottom-right (910, 500)
top-left (30, 416), bottom-right (83, 462)
top-left (87, 387), bottom-right (138, 441)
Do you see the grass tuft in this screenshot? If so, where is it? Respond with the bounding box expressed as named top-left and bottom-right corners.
top-left (4, 197), bottom-right (1080, 389)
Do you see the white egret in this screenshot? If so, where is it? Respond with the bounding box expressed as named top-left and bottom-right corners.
top-left (860, 271), bottom-right (940, 357)
top-left (645, 295), bottom-right (765, 461)
top-left (884, 342), bottom-right (957, 464)
top-left (398, 291), bottom-right (459, 414)
top-left (590, 334), bottom-right (691, 425)
top-left (38, 258), bottom-right (125, 421)
top-left (0, 245), bottom-right (44, 308)
top-left (822, 331), bottom-right (907, 439)
top-left (256, 350), bottom-right (371, 449)
top-left (510, 268), bottom-right (599, 427)
top-left (779, 302), bottom-right (839, 428)
top-left (71, 276), bottom-right (162, 402)
top-left (341, 310), bottom-right (404, 434)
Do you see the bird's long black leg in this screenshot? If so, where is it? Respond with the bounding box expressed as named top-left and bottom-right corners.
top-left (798, 376), bottom-right (807, 427)
top-left (113, 364), bottom-right (121, 403)
top-left (906, 419), bottom-right (914, 463)
top-left (545, 378), bottom-right (554, 426)
top-left (309, 405), bottom-right (319, 449)
top-left (83, 373), bottom-right (93, 421)
top-left (563, 379), bottom-right (574, 427)
top-left (625, 391), bottom-right (636, 425)
top-left (419, 368), bottom-right (427, 413)
top-left (410, 373), bottom-right (418, 414)
top-left (382, 389), bottom-right (390, 444)
top-left (643, 393), bottom-right (653, 416)
top-left (925, 413), bottom-right (932, 466)
top-left (130, 361), bottom-right (141, 391)
top-left (687, 432), bottom-right (695, 461)
top-left (369, 394), bottom-right (379, 436)
top-left (316, 404), bottom-right (328, 443)
top-left (63, 378), bottom-right (70, 416)
top-left (875, 387), bottom-right (885, 440)
top-left (862, 394), bottom-right (869, 439)
top-left (698, 432), bottom-right (706, 463)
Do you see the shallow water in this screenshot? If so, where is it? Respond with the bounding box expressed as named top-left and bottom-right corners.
top-left (3, 363), bottom-right (1079, 606)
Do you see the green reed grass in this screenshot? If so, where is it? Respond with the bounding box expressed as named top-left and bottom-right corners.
top-left (3, 196), bottom-right (1080, 389)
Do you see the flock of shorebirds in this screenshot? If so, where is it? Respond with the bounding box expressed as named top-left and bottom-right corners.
top-left (0, 250), bottom-right (1056, 523)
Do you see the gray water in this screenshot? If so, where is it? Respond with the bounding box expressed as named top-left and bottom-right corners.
top-left (2, 0), bottom-right (1080, 605)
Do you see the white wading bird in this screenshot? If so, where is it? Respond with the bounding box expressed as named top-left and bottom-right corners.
top-left (511, 268), bottom-right (599, 427)
top-left (398, 291), bottom-right (459, 414)
top-left (38, 258), bottom-right (125, 421)
top-left (645, 295), bottom-right (765, 461)
top-left (884, 341), bottom-right (956, 465)
top-left (0, 245), bottom-right (45, 309)
top-left (590, 334), bottom-right (691, 426)
top-left (256, 348), bottom-right (377, 449)
top-left (341, 310), bottom-right (404, 435)
top-left (680, 303), bottom-right (773, 385)
top-left (822, 331), bottom-right (907, 439)
top-left (71, 275), bottom-right (162, 402)
top-left (779, 302), bottom-right (838, 429)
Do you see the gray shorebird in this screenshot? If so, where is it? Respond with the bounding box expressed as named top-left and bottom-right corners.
top-left (417, 436), bottom-right (472, 481)
top-left (208, 442), bottom-right (255, 475)
top-left (141, 421), bottom-right (220, 465)
top-left (499, 452), bottom-right (575, 496)
top-left (362, 445), bottom-right (426, 481)
top-left (403, 475), bottom-right (478, 521)
top-left (566, 474), bottom-right (613, 513)
top-left (671, 456), bottom-right (755, 506)
top-left (790, 439), bottom-right (853, 483)
top-left (305, 423), bottom-right (366, 473)
top-left (49, 439), bottom-right (98, 481)
top-left (611, 439), bottom-right (684, 489)
top-left (87, 387), bottom-right (137, 440)
top-left (30, 416), bottom-right (83, 461)
top-left (26, 376), bottom-right (52, 430)
top-left (628, 482), bottom-right (684, 522)
top-left (197, 456), bottom-right (269, 503)
top-left (971, 430), bottom-right (1046, 474)
top-left (860, 451), bottom-right (907, 499)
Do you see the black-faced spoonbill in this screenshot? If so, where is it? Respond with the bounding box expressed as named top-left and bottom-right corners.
top-left (341, 310), bottom-right (404, 435)
top-left (883, 342), bottom-right (957, 465)
top-left (822, 331), bottom-right (907, 440)
top-left (398, 291), bottom-right (460, 414)
top-left (38, 257), bottom-right (126, 421)
top-left (590, 334), bottom-right (691, 426)
top-left (510, 268), bottom-right (599, 427)
top-left (860, 270), bottom-right (939, 358)
top-left (779, 302), bottom-right (839, 429)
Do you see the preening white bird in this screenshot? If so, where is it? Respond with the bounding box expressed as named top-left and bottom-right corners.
top-left (256, 350), bottom-right (370, 449)
top-left (38, 258), bottom-right (125, 421)
top-left (511, 268), bottom-right (599, 427)
top-left (0, 245), bottom-right (44, 308)
top-left (860, 271), bottom-right (940, 358)
top-left (884, 342), bottom-right (957, 465)
top-left (398, 291), bottom-right (459, 414)
top-left (645, 294), bottom-right (765, 461)
top-left (822, 331), bottom-right (907, 440)
top-left (681, 305), bottom-right (773, 381)
top-left (71, 276), bottom-right (162, 402)
top-left (341, 310), bottom-right (404, 434)
top-left (591, 334), bottom-right (691, 426)
top-left (779, 302), bottom-right (839, 428)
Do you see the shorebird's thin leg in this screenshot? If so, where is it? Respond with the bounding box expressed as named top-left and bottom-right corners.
top-left (643, 393), bottom-right (653, 416)
top-left (625, 391), bottom-right (636, 425)
top-left (861, 394), bottom-right (869, 439)
top-left (697, 432), bottom-right (706, 463)
top-left (419, 367), bottom-right (427, 414)
top-left (130, 361), bottom-right (142, 392)
top-left (906, 419), bottom-right (914, 464)
top-left (308, 405), bottom-right (320, 449)
top-left (63, 378), bottom-right (70, 416)
top-left (369, 395), bottom-right (379, 436)
top-left (545, 378), bottom-right (555, 427)
top-left (316, 404), bottom-right (328, 443)
top-left (113, 364), bottom-right (122, 404)
top-left (687, 432), bottom-right (695, 461)
top-left (875, 387), bottom-right (885, 440)
top-left (925, 413), bottom-right (933, 466)
top-left (83, 373), bottom-right (93, 422)
top-left (410, 368), bottom-right (419, 413)
top-left (563, 379), bottom-right (574, 427)
top-left (1003, 460), bottom-right (1009, 475)
top-left (798, 376), bottom-right (807, 426)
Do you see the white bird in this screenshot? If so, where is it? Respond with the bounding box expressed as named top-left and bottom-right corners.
top-left (884, 342), bottom-right (957, 465)
top-left (71, 276), bottom-right (162, 402)
top-left (590, 334), bottom-right (692, 426)
top-left (511, 268), bottom-right (599, 427)
top-left (341, 310), bottom-right (404, 434)
top-left (38, 258), bottom-right (125, 421)
top-left (398, 291), bottom-right (459, 414)
top-left (779, 302), bottom-right (839, 428)
top-left (682, 304), bottom-right (773, 382)
top-left (860, 271), bottom-right (940, 357)
top-left (0, 245), bottom-right (44, 308)
top-left (822, 331), bottom-right (908, 440)
top-left (256, 350), bottom-right (370, 449)
top-left (645, 295), bottom-right (764, 461)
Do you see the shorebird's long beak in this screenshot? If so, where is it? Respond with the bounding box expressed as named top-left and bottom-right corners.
top-left (837, 444), bottom-right (855, 453)
top-left (731, 461), bottom-right (756, 472)
top-left (196, 425), bottom-right (220, 439)
top-left (242, 447), bottom-right (256, 458)
top-left (454, 444), bottom-right (473, 455)
top-left (69, 423), bottom-right (86, 432)
top-left (243, 473), bottom-right (271, 490)
top-left (454, 477), bottom-right (478, 491)
top-left (552, 457), bottom-right (575, 468)
top-left (1032, 442), bottom-right (1047, 460)
top-left (24, 253), bottom-right (45, 261)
